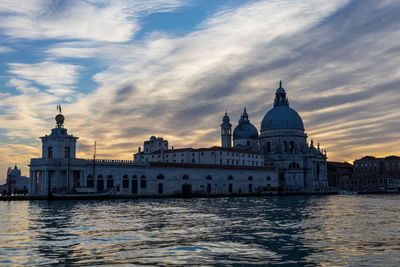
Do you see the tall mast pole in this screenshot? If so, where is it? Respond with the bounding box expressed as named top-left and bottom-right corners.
top-left (93, 141), bottom-right (96, 190)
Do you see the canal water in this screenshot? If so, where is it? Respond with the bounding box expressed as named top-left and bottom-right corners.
top-left (0, 195), bottom-right (399, 266)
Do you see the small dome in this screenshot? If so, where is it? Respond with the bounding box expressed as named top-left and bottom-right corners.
top-left (233, 122), bottom-right (258, 140)
top-left (10, 165), bottom-right (21, 177)
top-left (233, 108), bottom-right (258, 140)
top-left (222, 113), bottom-right (230, 123)
top-left (150, 136), bottom-right (156, 141)
top-left (261, 106), bottom-right (304, 130)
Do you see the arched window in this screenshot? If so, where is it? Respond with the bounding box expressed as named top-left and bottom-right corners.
top-left (227, 175), bottom-right (233, 180)
top-left (97, 175), bottom-right (104, 191)
top-left (248, 176), bottom-right (253, 180)
top-left (290, 141), bottom-right (295, 153)
top-left (182, 175), bottom-right (189, 180)
top-left (140, 175), bottom-right (146, 188)
top-left (132, 175), bottom-right (138, 194)
top-left (266, 176), bottom-right (271, 181)
top-left (206, 175), bottom-right (212, 180)
top-left (107, 175), bottom-right (113, 188)
top-left (157, 174), bottom-right (164, 180)
top-left (267, 142), bottom-right (271, 153)
top-left (87, 175), bottom-right (94, 187)
top-left (122, 175), bottom-right (129, 188)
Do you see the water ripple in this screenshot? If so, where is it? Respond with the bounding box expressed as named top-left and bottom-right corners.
top-left (0, 195), bottom-right (399, 266)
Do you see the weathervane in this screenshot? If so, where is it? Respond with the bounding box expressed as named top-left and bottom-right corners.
top-left (57, 105), bottom-right (62, 114)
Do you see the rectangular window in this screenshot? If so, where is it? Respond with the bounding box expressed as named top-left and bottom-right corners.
top-left (207, 183), bottom-right (211, 193)
top-left (132, 180), bottom-right (138, 194)
top-left (64, 147), bottom-right (70, 158)
top-left (48, 147), bottom-right (53, 158)
top-left (158, 183), bottom-right (163, 194)
top-left (122, 179), bottom-right (129, 188)
top-left (87, 179), bottom-right (94, 187)
top-left (140, 180), bottom-right (147, 188)
top-left (228, 184), bottom-right (233, 193)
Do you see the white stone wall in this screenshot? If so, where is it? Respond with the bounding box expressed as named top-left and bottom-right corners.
top-left (41, 135), bottom-right (77, 159)
top-left (134, 149), bottom-right (264, 167)
top-left (81, 163), bottom-right (278, 196)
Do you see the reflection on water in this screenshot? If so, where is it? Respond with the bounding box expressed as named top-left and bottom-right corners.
top-left (0, 195), bottom-right (399, 266)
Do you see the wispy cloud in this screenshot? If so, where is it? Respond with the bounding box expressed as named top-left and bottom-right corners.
top-left (0, 45), bottom-right (15, 53)
top-left (8, 61), bottom-right (82, 94)
top-left (0, 0), bottom-right (185, 42)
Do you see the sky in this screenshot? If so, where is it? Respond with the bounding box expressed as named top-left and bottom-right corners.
top-left (0, 0), bottom-right (400, 183)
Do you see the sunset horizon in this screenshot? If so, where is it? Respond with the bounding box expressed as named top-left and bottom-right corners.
top-left (1, 0), bottom-right (400, 183)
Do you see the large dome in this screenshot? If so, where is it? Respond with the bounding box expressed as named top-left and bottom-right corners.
top-left (261, 106), bottom-right (304, 130)
top-left (261, 82), bottom-right (304, 131)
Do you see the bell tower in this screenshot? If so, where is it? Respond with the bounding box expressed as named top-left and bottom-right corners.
top-left (220, 112), bottom-right (232, 148)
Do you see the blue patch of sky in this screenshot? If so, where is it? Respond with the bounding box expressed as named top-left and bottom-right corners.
top-left (0, 38), bottom-right (105, 96)
top-left (135, 0), bottom-right (246, 40)
top-left (0, 39), bottom-right (50, 94)
top-left (55, 57), bottom-right (106, 95)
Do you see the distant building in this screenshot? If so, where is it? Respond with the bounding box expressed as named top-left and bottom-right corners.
top-left (1, 165), bottom-right (29, 195)
top-left (353, 155), bottom-right (400, 192)
top-left (327, 161), bottom-right (353, 190)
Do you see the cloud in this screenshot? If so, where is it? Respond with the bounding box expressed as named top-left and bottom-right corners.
top-left (7, 78), bottom-right (39, 94)
top-left (0, 46), bottom-right (15, 53)
top-left (7, 61), bottom-right (82, 94)
top-left (0, 0), bottom-right (186, 42)
top-left (2, 0), bottom-right (400, 182)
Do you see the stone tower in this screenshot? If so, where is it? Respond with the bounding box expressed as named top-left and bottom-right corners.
top-left (220, 112), bottom-right (232, 148)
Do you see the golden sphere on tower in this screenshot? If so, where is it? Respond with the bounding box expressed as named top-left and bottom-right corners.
top-left (55, 114), bottom-right (64, 125)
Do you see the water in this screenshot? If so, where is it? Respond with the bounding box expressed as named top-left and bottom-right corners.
top-left (0, 195), bottom-right (399, 266)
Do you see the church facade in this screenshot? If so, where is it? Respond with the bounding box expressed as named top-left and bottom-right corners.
top-left (29, 82), bottom-right (328, 197)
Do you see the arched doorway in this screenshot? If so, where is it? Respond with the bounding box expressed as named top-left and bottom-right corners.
top-left (182, 183), bottom-right (192, 195)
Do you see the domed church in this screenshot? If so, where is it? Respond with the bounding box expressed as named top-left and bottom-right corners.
top-left (221, 82), bottom-right (328, 192)
top-left (29, 82), bottom-right (328, 197)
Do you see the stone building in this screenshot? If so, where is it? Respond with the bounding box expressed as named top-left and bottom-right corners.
top-left (327, 161), bottom-right (353, 190)
top-left (29, 81), bottom-right (329, 196)
top-left (29, 111), bottom-right (277, 197)
top-left (134, 81), bottom-right (329, 193)
top-left (2, 165), bottom-right (29, 195)
top-left (353, 155), bottom-right (400, 192)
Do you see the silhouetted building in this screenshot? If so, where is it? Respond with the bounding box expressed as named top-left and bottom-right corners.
top-left (353, 155), bottom-right (400, 192)
top-left (3, 165), bottom-right (29, 195)
top-left (327, 161), bottom-right (353, 189)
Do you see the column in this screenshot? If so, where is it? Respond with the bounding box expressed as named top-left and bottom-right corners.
top-left (79, 171), bottom-right (84, 187)
top-left (68, 169), bottom-right (73, 191)
top-left (43, 171), bottom-right (49, 196)
top-left (38, 171), bottom-right (44, 196)
top-left (29, 170), bottom-right (34, 195)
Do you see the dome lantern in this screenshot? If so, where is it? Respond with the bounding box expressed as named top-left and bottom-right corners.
top-left (274, 80), bottom-right (289, 107)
